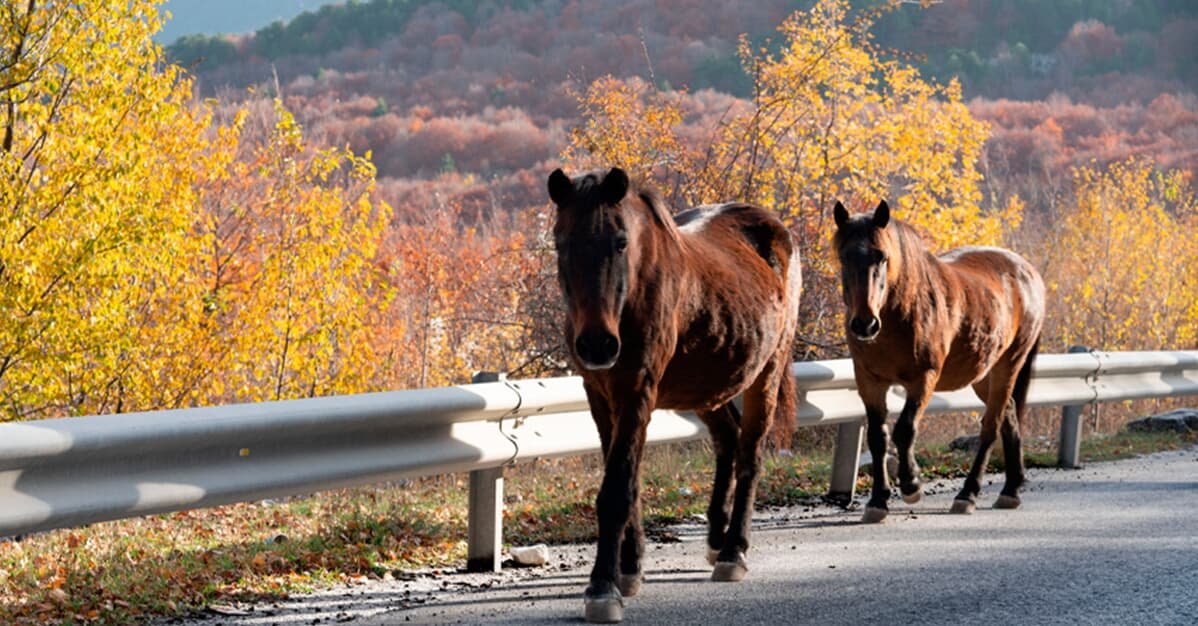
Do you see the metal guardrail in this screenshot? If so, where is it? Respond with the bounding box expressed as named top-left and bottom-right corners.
top-left (1, 350), bottom-right (1195, 570)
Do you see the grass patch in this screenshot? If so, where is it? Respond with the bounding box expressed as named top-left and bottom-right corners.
top-left (1, 430), bottom-right (1192, 624)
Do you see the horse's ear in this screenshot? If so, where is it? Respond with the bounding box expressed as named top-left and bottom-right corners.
top-left (601, 167), bottom-right (629, 205)
top-left (548, 168), bottom-right (573, 206)
top-left (873, 200), bottom-right (890, 229)
top-left (833, 201), bottom-right (849, 229)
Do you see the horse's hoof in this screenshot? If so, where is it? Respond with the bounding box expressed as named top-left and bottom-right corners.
top-left (861, 506), bottom-right (888, 524)
top-left (711, 553), bottom-right (749, 582)
top-left (993, 494), bottom-right (1021, 509)
top-left (950, 499), bottom-right (976, 514)
top-left (901, 486), bottom-right (923, 504)
top-left (706, 548), bottom-right (720, 566)
top-left (584, 591), bottom-right (624, 623)
top-left (617, 573), bottom-right (642, 598)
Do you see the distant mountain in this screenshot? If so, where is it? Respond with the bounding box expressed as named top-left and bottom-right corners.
top-left (162, 0), bottom-right (1198, 218)
top-left (156, 0), bottom-right (339, 43)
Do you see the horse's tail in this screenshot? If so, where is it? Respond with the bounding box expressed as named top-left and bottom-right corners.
top-left (771, 361), bottom-right (798, 449)
top-left (1011, 336), bottom-right (1040, 418)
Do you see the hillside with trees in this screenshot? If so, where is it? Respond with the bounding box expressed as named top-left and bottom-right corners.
top-left (1, 0), bottom-right (1194, 421)
top-left (166, 0), bottom-right (1198, 220)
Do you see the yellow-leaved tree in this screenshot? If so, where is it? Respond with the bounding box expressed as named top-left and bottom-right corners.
top-left (563, 76), bottom-right (688, 190)
top-left (563, 0), bottom-right (1014, 355)
top-left (0, 1), bottom-right (395, 418)
top-left (0, 0), bottom-right (207, 417)
top-left (1046, 159), bottom-right (1197, 351)
top-left (135, 99), bottom-right (395, 407)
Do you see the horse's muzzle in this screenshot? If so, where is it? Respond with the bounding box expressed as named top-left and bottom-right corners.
top-left (850, 315), bottom-right (881, 342)
top-left (575, 331), bottom-right (620, 370)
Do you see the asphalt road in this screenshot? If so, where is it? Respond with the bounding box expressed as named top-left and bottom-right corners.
top-left (173, 447), bottom-right (1198, 625)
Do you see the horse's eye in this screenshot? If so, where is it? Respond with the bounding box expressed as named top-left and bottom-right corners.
top-left (614, 237), bottom-right (628, 253)
top-left (871, 250), bottom-right (886, 264)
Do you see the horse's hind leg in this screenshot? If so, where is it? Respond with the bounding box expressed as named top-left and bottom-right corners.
top-left (711, 366), bottom-right (779, 582)
top-left (995, 402), bottom-right (1024, 509)
top-left (951, 365), bottom-right (1017, 514)
top-left (996, 342), bottom-right (1038, 509)
top-left (699, 405), bottom-right (739, 567)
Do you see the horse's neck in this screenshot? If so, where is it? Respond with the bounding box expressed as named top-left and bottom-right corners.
top-left (885, 249), bottom-right (948, 325)
top-left (632, 225), bottom-right (693, 320)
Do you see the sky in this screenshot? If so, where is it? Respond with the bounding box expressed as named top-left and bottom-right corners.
top-left (156, 0), bottom-right (341, 43)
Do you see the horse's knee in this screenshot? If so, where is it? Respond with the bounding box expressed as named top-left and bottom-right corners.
top-left (596, 485), bottom-right (635, 523)
top-left (892, 419), bottom-right (917, 453)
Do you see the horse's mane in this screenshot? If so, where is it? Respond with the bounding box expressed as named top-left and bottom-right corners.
top-left (886, 218), bottom-right (944, 317)
top-left (577, 169), bottom-right (681, 241)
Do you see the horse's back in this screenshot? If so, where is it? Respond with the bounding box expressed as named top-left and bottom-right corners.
top-left (939, 246), bottom-right (1045, 319)
top-left (677, 203), bottom-right (795, 278)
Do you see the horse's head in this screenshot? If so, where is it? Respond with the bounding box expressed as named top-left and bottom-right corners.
top-left (547, 167), bottom-right (647, 370)
top-left (833, 200), bottom-right (898, 342)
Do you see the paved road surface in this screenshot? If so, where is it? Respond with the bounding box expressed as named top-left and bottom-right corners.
top-left (173, 447), bottom-right (1198, 625)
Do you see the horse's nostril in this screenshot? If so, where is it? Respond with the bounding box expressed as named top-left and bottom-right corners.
top-left (851, 316), bottom-right (880, 338)
top-left (574, 336), bottom-right (591, 362)
top-left (576, 332), bottom-right (620, 366)
top-left (601, 334), bottom-right (619, 356)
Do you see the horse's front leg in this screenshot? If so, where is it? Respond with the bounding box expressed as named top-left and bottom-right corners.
top-left (583, 383), bottom-right (646, 597)
top-left (584, 387), bottom-right (653, 624)
top-left (892, 373), bottom-right (936, 504)
top-left (858, 379), bottom-right (892, 523)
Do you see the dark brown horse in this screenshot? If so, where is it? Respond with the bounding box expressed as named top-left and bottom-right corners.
top-left (833, 201), bottom-right (1045, 523)
top-left (549, 167), bottom-right (801, 623)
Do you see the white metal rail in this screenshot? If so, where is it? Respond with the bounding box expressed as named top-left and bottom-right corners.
top-left (0, 350), bottom-right (1195, 570)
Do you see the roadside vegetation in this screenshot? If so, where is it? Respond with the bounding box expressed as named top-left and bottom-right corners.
top-left (2, 428), bottom-right (1194, 625)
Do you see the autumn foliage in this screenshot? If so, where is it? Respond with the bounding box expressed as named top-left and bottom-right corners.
top-left (1037, 159), bottom-right (1197, 350)
top-left (560, 1), bottom-right (1021, 352)
top-left (1, 0), bottom-right (1195, 421)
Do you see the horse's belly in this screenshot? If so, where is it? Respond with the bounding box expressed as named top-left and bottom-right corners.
top-left (655, 324), bottom-right (778, 411)
top-left (656, 354), bottom-right (763, 410)
top-left (937, 337), bottom-right (1006, 390)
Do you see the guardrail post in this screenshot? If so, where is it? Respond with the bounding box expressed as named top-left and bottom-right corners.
top-left (1057, 345), bottom-right (1092, 469)
top-left (826, 420), bottom-right (864, 506)
top-left (467, 372), bottom-right (506, 572)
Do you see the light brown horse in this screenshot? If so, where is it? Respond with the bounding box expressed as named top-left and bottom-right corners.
top-left (549, 167), bottom-right (801, 623)
top-left (833, 200), bottom-right (1045, 523)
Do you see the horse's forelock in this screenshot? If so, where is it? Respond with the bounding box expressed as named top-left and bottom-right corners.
top-left (833, 215), bottom-right (875, 256)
